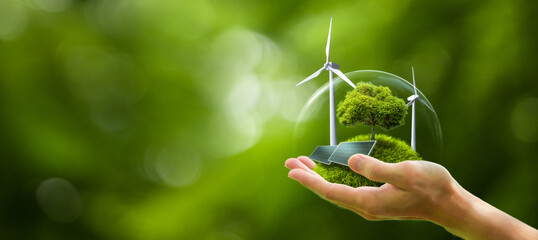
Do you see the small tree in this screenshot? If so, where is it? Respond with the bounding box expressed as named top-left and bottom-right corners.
top-left (337, 82), bottom-right (408, 140)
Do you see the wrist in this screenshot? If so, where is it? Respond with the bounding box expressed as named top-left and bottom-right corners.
top-left (427, 180), bottom-right (477, 238)
top-left (427, 181), bottom-right (538, 240)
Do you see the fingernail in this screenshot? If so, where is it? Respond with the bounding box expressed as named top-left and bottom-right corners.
top-left (349, 154), bottom-right (364, 167)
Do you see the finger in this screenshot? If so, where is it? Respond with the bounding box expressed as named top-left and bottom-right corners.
top-left (348, 154), bottom-right (405, 186)
top-left (288, 169), bottom-right (371, 207)
top-left (285, 158), bottom-right (316, 174)
top-left (297, 156), bottom-right (316, 170)
top-left (356, 212), bottom-right (383, 221)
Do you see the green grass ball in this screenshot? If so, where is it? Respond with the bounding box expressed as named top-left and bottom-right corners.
top-left (313, 134), bottom-right (421, 187)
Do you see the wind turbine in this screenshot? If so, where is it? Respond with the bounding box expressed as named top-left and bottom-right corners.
top-left (407, 67), bottom-right (434, 151)
top-left (296, 18), bottom-right (356, 146)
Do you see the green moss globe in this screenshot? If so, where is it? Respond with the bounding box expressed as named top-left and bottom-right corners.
top-left (314, 134), bottom-right (421, 187)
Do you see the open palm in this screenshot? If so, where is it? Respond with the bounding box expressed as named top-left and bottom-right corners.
top-left (285, 154), bottom-right (455, 221)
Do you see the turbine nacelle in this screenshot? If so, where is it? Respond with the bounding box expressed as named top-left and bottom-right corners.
top-left (407, 93), bottom-right (434, 111)
top-left (325, 62), bottom-right (339, 70)
top-left (407, 94), bottom-right (419, 103)
top-left (296, 61), bottom-right (356, 88)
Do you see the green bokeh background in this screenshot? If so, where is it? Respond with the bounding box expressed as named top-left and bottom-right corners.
top-left (1, 0), bottom-right (537, 239)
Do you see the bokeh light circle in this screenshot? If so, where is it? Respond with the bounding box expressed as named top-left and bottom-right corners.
top-left (36, 178), bottom-right (82, 223)
top-left (293, 70), bottom-right (443, 162)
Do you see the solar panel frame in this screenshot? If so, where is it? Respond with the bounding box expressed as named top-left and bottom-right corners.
top-left (309, 145), bottom-right (337, 165)
top-left (328, 141), bottom-right (377, 166)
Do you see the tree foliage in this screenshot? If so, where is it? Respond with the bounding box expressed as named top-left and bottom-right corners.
top-left (337, 82), bottom-right (407, 140)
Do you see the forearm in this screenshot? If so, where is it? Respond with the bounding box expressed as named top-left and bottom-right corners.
top-left (430, 183), bottom-right (538, 240)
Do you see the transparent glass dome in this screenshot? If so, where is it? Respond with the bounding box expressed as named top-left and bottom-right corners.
top-left (293, 70), bottom-right (443, 161)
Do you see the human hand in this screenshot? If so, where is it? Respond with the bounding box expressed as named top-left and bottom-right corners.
top-left (285, 154), bottom-right (456, 221)
top-left (285, 155), bottom-right (538, 240)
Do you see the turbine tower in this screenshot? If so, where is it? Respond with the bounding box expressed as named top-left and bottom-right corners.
top-left (407, 67), bottom-right (434, 151)
top-left (296, 18), bottom-right (356, 146)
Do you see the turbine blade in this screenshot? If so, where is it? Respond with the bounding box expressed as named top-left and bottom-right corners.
top-left (418, 98), bottom-right (435, 112)
top-left (412, 66), bottom-right (417, 95)
top-left (328, 67), bottom-right (356, 88)
top-left (296, 67), bottom-right (325, 86)
top-left (407, 101), bottom-right (414, 107)
top-left (326, 18), bottom-right (332, 63)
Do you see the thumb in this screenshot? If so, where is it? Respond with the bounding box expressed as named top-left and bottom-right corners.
top-left (348, 154), bottom-right (403, 184)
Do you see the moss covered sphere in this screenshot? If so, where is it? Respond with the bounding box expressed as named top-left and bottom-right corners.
top-left (314, 134), bottom-right (421, 187)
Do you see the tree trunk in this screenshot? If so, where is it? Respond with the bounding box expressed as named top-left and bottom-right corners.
top-left (371, 124), bottom-right (375, 141)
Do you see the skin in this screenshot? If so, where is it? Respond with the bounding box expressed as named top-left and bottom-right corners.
top-left (285, 154), bottom-right (538, 240)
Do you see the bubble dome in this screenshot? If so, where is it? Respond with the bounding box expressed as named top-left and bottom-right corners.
top-left (293, 70), bottom-right (443, 162)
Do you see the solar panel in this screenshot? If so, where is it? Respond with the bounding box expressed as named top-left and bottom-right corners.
top-left (309, 145), bottom-right (337, 165)
top-left (328, 141), bottom-right (376, 166)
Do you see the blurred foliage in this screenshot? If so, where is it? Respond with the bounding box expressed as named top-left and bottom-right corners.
top-left (0, 0), bottom-right (537, 239)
